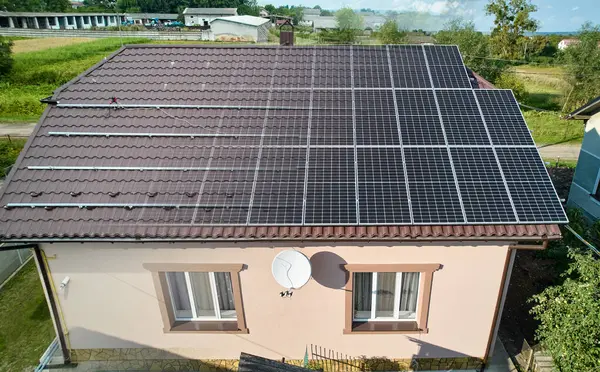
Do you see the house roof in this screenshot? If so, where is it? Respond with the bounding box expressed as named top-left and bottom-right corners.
top-left (312, 17), bottom-right (337, 29)
top-left (211, 15), bottom-right (270, 27)
top-left (183, 8), bottom-right (237, 15)
top-left (565, 96), bottom-right (600, 120)
top-left (0, 45), bottom-right (564, 242)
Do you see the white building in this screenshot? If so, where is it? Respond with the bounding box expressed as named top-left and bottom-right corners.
top-left (182, 8), bottom-right (237, 27)
top-left (209, 15), bottom-right (271, 42)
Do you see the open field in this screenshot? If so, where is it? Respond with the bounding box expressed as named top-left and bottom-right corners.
top-left (0, 260), bottom-right (55, 372)
top-left (511, 65), bottom-right (570, 111)
top-left (523, 111), bottom-right (584, 145)
top-left (0, 37), bottom-right (150, 122)
top-left (12, 37), bottom-right (95, 54)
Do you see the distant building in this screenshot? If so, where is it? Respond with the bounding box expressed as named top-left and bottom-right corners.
top-left (70, 1), bottom-right (84, 9)
top-left (312, 16), bottom-right (337, 32)
top-left (182, 8), bottom-right (238, 27)
top-left (302, 8), bottom-right (321, 16)
top-left (565, 98), bottom-right (600, 221)
top-left (259, 8), bottom-right (269, 18)
top-left (558, 39), bottom-right (580, 50)
top-left (209, 15), bottom-right (271, 42)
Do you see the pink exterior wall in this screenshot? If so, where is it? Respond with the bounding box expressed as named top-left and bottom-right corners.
top-left (42, 242), bottom-right (509, 360)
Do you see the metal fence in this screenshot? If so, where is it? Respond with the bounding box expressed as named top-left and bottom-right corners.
top-left (0, 248), bottom-right (33, 286)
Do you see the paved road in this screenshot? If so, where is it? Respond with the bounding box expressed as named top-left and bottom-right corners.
top-left (0, 123), bottom-right (37, 137)
top-left (538, 144), bottom-right (581, 161)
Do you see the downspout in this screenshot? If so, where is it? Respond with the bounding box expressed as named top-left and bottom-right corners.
top-left (483, 248), bottom-right (517, 368)
top-left (33, 246), bottom-right (71, 364)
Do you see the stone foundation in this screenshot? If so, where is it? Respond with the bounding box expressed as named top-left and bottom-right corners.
top-left (70, 348), bottom-right (484, 371)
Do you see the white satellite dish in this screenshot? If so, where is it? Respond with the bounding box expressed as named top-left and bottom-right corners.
top-left (271, 250), bottom-right (312, 289)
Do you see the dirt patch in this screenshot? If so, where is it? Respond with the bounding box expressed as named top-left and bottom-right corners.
top-left (547, 166), bottom-right (576, 200)
top-left (12, 37), bottom-right (95, 53)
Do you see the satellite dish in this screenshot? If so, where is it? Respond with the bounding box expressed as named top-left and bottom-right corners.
top-left (272, 250), bottom-right (312, 289)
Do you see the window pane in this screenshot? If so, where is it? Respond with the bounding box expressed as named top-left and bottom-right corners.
top-left (189, 272), bottom-right (216, 317)
top-left (215, 272), bottom-right (236, 319)
top-left (166, 272), bottom-right (193, 319)
top-left (375, 273), bottom-right (396, 318)
top-left (399, 272), bottom-right (420, 319)
top-left (353, 273), bottom-right (372, 319)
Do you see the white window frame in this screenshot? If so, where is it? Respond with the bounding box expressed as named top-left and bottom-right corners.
top-left (353, 272), bottom-right (420, 322)
top-left (165, 271), bottom-right (236, 322)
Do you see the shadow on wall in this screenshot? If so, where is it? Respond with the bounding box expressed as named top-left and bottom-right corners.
top-left (309, 251), bottom-right (348, 290)
top-left (66, 327), bottom-right (236, 371)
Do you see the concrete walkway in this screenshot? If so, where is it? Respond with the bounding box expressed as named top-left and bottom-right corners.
top-left (485, 338), bottom-right (518, 372)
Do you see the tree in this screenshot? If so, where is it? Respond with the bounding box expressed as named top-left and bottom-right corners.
top-left (263, 4), bottom-right (275, 13)
top-left (530, 248), bottom-right (600, 371)
top-left (485, 0), bottom-right (539, 59)
top-left (0, 36), bottom-right (13, 81)
top-left (435, 19), bottom-right (507, 82)
top-left (237, 0), bottom-right (259, 16)
top-left (334, 7), bottom-right (362, 43)
top-left (83, 0), bottom-right (116, 10)
top-left (377, 20), bottom-right (406, 44)
top-left (320, 9), bottom-right (333, 16)
top-left (46, 0), bottom-right (73, 11)
top-left (562, 23), bottom-right (600, 112)
top-left (335, 7), bottom-right (362, 30)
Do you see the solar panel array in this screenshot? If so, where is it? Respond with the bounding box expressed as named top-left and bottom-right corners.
top-left (6, 45), bottom-right (567, 229)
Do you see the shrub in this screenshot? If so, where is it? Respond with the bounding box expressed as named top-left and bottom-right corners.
top-left (0, 139), bottom-right (26, 178)
top-left (0, 36), bottom-right (14, 80)
top-left (495, 73), bottom-right (529, 102)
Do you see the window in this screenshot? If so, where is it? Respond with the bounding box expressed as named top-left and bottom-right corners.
top-left (166, 271), bottom-right (236, 320)
top-left (144, 263), bottom-right (247, 333)
top-left (353, 272), bottom-right (420, 321)
top-left (343, 264), bottom-right (440, 334)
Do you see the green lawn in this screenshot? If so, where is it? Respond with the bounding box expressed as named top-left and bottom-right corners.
top-left (524, 111), bottom-right (584, 145)
top-left (1, 37), bottom-right (151, 122)
top-left (0, 260), bottom-right (55, 372)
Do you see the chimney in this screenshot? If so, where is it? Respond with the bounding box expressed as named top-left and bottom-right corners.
top-left (279, 19), bottom-right (294, 46)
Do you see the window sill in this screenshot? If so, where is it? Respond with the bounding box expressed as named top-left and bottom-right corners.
top-left (344, 321), bottom-right (427, 334)
top-left (165, 321), bottom-right (249, 334)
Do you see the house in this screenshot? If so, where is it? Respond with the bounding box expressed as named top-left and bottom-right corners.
top-left (70, 0), bottom-right (84, 8)
top-left (312, 16), bottom-right (337, 31)
top-left (565, 97), bottom-right (600, 220)
top-left (209, 16), bottom-right (271, 42)
top-left (558, 39), bottom-right (579, 50)
top-left (0, 45), bottom-right (567, 372)
top-left (183, 7), bottom-right (237, 27)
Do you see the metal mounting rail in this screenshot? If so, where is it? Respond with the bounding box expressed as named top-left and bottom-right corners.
top-left (27, 166), bottom-right (303, 171)
top-left (4, 203), bottom-right (276, 209)
top-left (48, 131), bottom-right (300, 139)
top-left (56, 103), bottom-right (309, 110)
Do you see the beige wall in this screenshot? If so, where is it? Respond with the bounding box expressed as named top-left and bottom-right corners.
top-left (42, 241), bottom-right (509, 360)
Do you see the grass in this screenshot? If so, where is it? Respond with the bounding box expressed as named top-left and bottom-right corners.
top-left (523, 111), bottom-right (584, 145)
top-left (0, 37), bottom-right (151, 122)
top-left (544, 158), bottom-right (578, 168)
top-left (11, 37), bottom-right (95, 54)
top-left (0, 260), bottom-right (55, 372)
top-left (511, 65), bottom-right (571, 111)
top-left (0, 138), bottom-right (27, 178)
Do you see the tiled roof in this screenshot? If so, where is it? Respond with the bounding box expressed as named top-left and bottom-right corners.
top-left (0, 45), bottom-right (562, 242)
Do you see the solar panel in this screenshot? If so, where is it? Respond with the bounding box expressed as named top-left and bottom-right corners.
top-left (451, 148), bottom-right (517, 223)
top-left (495, 148), bottom-right (568, 222)
top-left (424, 45), bottom-right (464, 65)
top-left (10, 45), bottom-right (568, 231)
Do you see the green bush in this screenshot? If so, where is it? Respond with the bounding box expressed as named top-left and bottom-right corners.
top-left (0, 139), bottom-right (26, 178)
top-left (495, 73), bottom-right (529, 102)
top-left (0, 36), bottom-right (13, 80)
